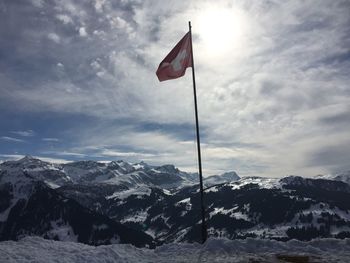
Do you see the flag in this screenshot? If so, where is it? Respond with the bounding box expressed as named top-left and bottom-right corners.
top-left (156, 32), bottom-right (192, 82)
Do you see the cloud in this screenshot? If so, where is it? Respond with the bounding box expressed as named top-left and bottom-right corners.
top-left (11, 130), bottom-right (35, 137)
top-left (48, 33), bottom-right (61, 43)
top-left (79, 27), bottom-right (88, 37)
top-left (318, 108), bottom-right (350, 127)
top-left (41, 151), bottom-right (86, 158)
top-left (0, 154), bottom-right (25, 160)
top-left (1, 136), bottom-right (25, 143)
top-left (30, 0), bottom-right (45, 8)
top-left (36, 156), bottom-right (71, 164)
top-left (306, 136), bottom-right (350, 174)
top-left (1, 0), bottom-right (349, 177)
top-left (94, 0), bottom-right (106, 13)
top-left (99, 149), bottom-right (156, 158)
top-left (56, 14), bottom-right (73, 25)
top-left (42, 138), bottom-right (60, 142)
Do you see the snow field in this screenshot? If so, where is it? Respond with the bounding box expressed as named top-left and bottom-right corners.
top-left (0, 236), bottom-right (349, 263)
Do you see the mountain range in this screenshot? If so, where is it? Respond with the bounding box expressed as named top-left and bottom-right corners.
top-left (1, 156), bottom-right (349, 246)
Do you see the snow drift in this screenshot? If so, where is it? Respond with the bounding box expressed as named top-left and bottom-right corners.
top-left (0, 236), bottom-right (349, 263)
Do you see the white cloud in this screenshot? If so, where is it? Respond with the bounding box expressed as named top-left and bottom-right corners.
top-left (11, 130), bottom-right (35, 137)
top-left (30, 0), bottom-right (45, 8)
top-left (48, 33), bottom-right (60, 43)
top-left (1, 136), bottom-right (25, 143)
top-left (79, 27), bottom-right (87, 37)
top-left (94, 0), bottom-right (106, 13)
top-left (56, 14), bottom-right (73, 25)
top-left (100, 149), bottom-right (156, 158)
top-left (36, 156), bottom-right (71, 163)
top-left (42, 138), bottom-right (59, 142)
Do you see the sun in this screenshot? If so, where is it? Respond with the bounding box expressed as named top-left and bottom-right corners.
top-left (195, 6), bottom-right (246, 55)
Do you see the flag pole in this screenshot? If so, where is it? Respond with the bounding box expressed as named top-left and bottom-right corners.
top-left (188, 21), bottom-right (207, 244)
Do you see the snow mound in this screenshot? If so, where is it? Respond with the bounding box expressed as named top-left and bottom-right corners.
top-left (0, 236), bottom-right (349, 263)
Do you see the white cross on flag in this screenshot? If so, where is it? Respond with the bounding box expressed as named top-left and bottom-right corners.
top-left (156, 32), bottom-right (192, 82)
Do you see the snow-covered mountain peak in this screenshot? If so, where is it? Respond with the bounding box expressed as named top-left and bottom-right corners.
top-left (203, 171), bottom-right (240, 187)
top-left (106, 160), bottom-right (135, 174)
top-left (155, 164), bottom-right (179, 174)
top-left (0, 157), bottom-right (71, 189)
top-left (1, 155), bottom-right (48, 169)
top-left (333, 171), bottom-right (350, 185)
top-left (132, 161), bottom-right (152, 171)
top-left (335, 170), bottom-right (350, 176)
top-left (280, 175), bottom-right (350, 193)
top-left (107, 160), bottom-right (132, 172)
top-left (20, 155), bottom-right (36, 162)
top-left (279, 175), bottom-right (304, 185)
top-left (64, 160), bottom-right (106, 170)
top-left (314, 171), bottom-right (350, 185)
top-left (220, 171), bottom-right (240, 180)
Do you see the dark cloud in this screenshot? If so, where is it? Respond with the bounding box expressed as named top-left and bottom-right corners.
top-left (259, 79), bottom-right (282, 97)
top-left (318, 110), bottom-right (350, 127)
top-left (307, 143), bottom-right (350, 173)
top-left (319, 52), bottom-right (350, 66)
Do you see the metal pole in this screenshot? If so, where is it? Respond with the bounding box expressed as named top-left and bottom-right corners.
top-left (188, 21), bottom-right (207, 244)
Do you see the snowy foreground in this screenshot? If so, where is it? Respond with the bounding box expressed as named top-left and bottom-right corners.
top-left (1, 237), bottom-right (350, 263)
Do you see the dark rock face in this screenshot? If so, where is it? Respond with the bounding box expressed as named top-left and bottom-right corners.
top-left (0, 183), bottom-right (12, 213)
top-left (0, 171), bottom-right (154, 247)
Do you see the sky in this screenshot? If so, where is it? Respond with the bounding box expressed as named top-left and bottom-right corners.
top-left (0, 0), bottom-right (349, 177)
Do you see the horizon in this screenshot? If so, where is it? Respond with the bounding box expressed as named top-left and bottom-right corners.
top-left (1, 154), bottom-right (348, 179)
top-left (1, 1), bottom-right (349, 178)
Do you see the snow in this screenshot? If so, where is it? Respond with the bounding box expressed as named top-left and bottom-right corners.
top-left (176, 198), bottom-right (192, 212)
top-left (210, 207), bottom-right (235, 217)
top-left (245, 223), bottom-right (291, 238)
top-left (46, 220), bottom-right (78, 242)
top-left (121, 210), bottom-right (149, 223)
top-left (44, 180), bottom-right (60, 189)
top-left (209, 207), bottom-right (250, 221)
top-left (150, 214), bottom-right (172, 229)
top-left (106, 186), bottom-right (151, 200)
top-left (303, 203), bottom-right (350, 222)
top-left (177, 197), bottom-right (190, 204)
top-left (315, 171), bottom-right (350, 185)
top-left (162, 189), bottom-right (171, 195)
top-left (0, 236), bottom-right (349, 262)
top-left (61, 166), bottom-right (94, 182)
top-left (231, 211), bottom-right (250, 221)
top-left (333, 171), bottom-right (350, 185)
top-left (132, 163), bottom-right (144, 170)
top-left (206, 185), bottom-right (220, 192)
top-left (229, 177), bottom-right (281, 190)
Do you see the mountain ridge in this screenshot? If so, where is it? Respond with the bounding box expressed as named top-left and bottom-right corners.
top-left (1, 156), bottom-right (350, 246)
top-left (0, 155), bottom-right (241, 189)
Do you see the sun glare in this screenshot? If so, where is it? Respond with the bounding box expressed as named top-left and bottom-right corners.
top-left (196, 6), bottom-right (246, 56)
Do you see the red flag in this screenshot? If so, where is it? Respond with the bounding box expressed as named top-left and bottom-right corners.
top-left (156, 32), bottom-right (192, 82)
